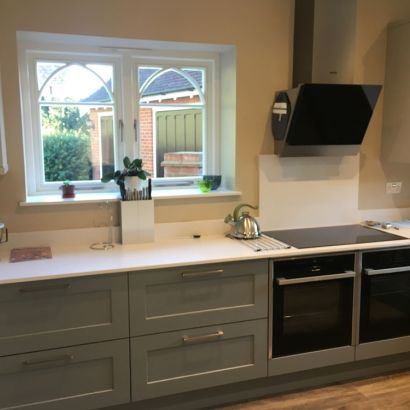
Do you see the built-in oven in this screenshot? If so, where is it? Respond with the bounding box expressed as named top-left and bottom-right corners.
top-left (269, 253), bottom-right (357, 376)
top-left (357, 247), bottom-right (410, 360)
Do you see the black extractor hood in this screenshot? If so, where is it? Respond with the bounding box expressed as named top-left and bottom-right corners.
top-left (272, 83), bottom-right (382, 157)
top-left (272, 0), bottom-right (382, 157)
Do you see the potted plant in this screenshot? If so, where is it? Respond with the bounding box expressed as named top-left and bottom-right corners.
top-left (60, 180), bottom-right (75, 198)
top-left (198, 179), bottom-right (212, 193)
top-left (101, 157), bottom-right (150, 200)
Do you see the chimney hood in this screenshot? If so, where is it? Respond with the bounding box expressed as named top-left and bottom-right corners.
top-left (272, 0), bottom-right (382, 157)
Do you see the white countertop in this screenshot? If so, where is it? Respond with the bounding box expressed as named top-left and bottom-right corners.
top-left (1, 227), bottom-right (410, 285)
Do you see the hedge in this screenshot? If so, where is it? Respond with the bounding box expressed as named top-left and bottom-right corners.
top-left (43, 134), bottom-right (91, 182)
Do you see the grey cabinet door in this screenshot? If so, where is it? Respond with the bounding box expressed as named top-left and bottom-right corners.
top-left (129, 260), bottom-right (268, 335)
top-left (0, 339), bottom-right (130, 410)
top-left (0, 274), bottom-right (129, 356)
top-left (130, 319), bottom-right (268, 400)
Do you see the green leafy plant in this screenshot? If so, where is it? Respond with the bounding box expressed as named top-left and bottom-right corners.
top-left (101, 157), bottom-right (151, 200)
top-left (60, 179), bottom-right (76, 198)
top-left (198, 179), bottom-right (212, 193)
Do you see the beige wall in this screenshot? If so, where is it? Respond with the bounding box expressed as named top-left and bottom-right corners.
top-left (0, 0), bottom-right (292, 232)
top-left (1, 0), bottom-right (410, 232)
top-left (355, 0), bottom-right (410, 209)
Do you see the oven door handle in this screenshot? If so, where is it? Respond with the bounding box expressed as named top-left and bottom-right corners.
top-left (365, 266), bottom-right (410, 276)
top-left (276, 271), bottom-right (356, 286)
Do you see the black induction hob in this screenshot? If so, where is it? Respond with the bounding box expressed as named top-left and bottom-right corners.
top-left (263, 224), bottom-right (407, 249)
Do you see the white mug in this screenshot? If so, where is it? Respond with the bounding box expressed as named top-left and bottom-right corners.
top-left (0, 222), bottom-right (8, 244)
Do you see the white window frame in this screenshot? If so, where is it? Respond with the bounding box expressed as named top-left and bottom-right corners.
top-left (17, 31), bottom-right (221, 197)
top-left (134, 60), bottom-right (213, 183)
top-left (97, 111), bottom-right (115, 178)
top-left (19, 50), bottom-right (122, 195)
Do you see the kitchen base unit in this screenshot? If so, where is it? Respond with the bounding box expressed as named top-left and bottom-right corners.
top-left (0, 273), bottom-right (129, 356)
top-left (103, 350), bottom-right (410, 410)
top-left (0, 339), bottom-right (130, 410)
top-left (130, 319), bottom-right (268, 401)
top-left (128, 260), bottom-right (269, 336)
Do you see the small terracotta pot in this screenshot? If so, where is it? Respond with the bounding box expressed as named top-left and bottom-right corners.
top-left (61, 184), bottom-right (75, 198)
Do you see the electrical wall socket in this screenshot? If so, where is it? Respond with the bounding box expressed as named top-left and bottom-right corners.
top-left (386, 181), bottom-right (402, 194)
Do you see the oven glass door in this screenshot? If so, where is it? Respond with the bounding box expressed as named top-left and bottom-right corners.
top-left (360, 269), bottom-right (410, 343)
top-left (273, 278), bottom-right (353, 357)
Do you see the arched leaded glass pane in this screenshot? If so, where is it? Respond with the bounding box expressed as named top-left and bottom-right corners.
top-left (182, 68), bottom-right (204, 93)
top-left (138, 66), bottom-right (161, 90)
top-left (139, 68), bottom-right (204, 105)
top-left (37, 62), bottom-right (65, 90)
top-left (87, 64), bottom-right (114, 92)
top-left (38, 63), bottom-right (113, 104)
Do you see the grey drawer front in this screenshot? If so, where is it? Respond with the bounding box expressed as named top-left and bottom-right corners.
top-left (0, 339), bottom-right (130, 410)
top-left (129, 260), bottom-right (268, 335)
top-left (0, 274), bottom-right (129, 356)
top-left (131, 319), bottom-right (268, 400)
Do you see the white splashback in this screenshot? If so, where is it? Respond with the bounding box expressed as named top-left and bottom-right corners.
top-left (259, 155), bottom-right (360, 230)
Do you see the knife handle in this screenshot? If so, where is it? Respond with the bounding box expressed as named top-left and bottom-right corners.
top-left (148, 178), bottom-right (152, 200)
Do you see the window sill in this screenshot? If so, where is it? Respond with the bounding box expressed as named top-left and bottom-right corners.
top-left (19, 189), bottom-right (242, 206)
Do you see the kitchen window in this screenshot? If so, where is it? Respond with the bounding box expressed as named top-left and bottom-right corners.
top-left (18, 32), bottom-right (226, 199)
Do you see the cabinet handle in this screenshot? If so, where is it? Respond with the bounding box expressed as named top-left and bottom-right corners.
top-left (23, 354), bottom-right (74, 366)
top-left (181, 269), bottom-right (224, 279)
top-left (276, 271), bottom-right (356, 286)
top-left (19, 283), bottom-right (71, 293)
top-left (365, 266), bottom-right (410, 276)
top-left (182, 330), bottom-right (224, 344)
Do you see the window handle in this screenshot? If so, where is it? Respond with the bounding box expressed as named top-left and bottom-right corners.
top-left (119, 119), bottom-right (124, 142)
top-left (133, 119), bottom-right (138, 142)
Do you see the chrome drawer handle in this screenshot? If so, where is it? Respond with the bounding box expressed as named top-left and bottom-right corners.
top-left (19, 283), bottom-right (71, 293)
top-left (276, 271), bottom-right (356, 286)
top-left (181, 269), bottom-right (224, 279)
top-left (182, 330), bottom-right (224, 343)
top-left (23, 354), bottom-right (74, 366)
top-left (365, 266), bottom-right (410, 276)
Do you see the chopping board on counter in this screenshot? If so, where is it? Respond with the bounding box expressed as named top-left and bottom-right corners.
top-left (10, 246), bottom-right (52, 263)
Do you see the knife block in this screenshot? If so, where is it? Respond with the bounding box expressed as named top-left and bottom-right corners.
top-left (120, 200), bottom-right (154, 244)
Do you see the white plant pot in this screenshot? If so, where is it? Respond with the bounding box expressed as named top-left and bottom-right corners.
top-left (124, 176), bottom-right (144, 191)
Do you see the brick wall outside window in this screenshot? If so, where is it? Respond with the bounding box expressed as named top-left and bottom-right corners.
top-left (139, 107), bottom-right (153, 176)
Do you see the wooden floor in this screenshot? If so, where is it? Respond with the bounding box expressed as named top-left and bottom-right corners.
top-left (214, 370), bottom-right (410, 410)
